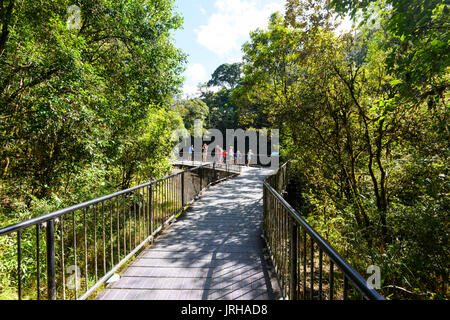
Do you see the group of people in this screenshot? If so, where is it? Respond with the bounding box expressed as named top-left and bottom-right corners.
top-left (189, 144), bottom-right (253, 167)
top-left (213, 145), bottom-right (240, 165)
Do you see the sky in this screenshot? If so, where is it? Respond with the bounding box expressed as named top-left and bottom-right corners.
top-left (172, 0), bottom-right (286, 98)
top-left (172, 0), bottom-right (352, 98)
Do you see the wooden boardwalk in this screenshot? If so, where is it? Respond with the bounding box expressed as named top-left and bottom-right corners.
top-left (96, 167), bottom-right (280, 300)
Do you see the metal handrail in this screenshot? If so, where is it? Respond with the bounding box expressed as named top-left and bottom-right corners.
top-left (0, 162), bottom-right (239, 300)
top-left (175, 151), bottom-right (279, 167)
top-left (263, 162), bottom-right (384, 300)
top-left (0, 164), bottom-right (205, 236)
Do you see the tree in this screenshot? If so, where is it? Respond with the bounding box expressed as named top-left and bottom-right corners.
top-left (207, 62), bottom-right (243, 89)
top-left (331, 0), bottom-right (449, 104)
top-left (0, 0), bottom-right (185, 199)
top-left (236, 1), bottom-right (449, 298)
top-left (199, 63), bottom-right (243, 132)
top-left (171, 98), bottom-right (209, 133)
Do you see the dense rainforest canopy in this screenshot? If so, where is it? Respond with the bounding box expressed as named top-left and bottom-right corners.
top-left (176, 0), bottom-right (449, 299)
top-left (230, 0), bottom-right (448, 299)
top-left (0, 0), bottom-right (448, 300)
top-left (0, 0), bottom-right (185, 206)
top-left (0, 0), bottom-right (186, 296)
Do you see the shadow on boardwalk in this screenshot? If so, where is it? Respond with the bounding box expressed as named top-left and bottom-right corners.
top-left (96, 167), bottom-right (281, 300)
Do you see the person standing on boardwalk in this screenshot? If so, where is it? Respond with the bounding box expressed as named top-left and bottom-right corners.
top-left (247, 149), bottom-right (254, 167)
top-left (234, 150), bottom-right (241, 165)
top-left (228, 146), bottom-right (234, 164)
top-left (216, 145), bottom-right (222, 164)
top-left (189, 145), bottom-right (194, 162)
top-left (202, 143), bottom-right (208, 162)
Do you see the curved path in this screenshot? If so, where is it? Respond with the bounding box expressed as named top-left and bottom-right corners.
top-left (96, 167), bottom-right (280, 300)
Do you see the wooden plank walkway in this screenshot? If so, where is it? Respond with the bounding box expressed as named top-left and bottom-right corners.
top-left (96, 167), bottom-right (280, 300)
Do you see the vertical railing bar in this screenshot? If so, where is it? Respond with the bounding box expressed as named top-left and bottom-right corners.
top-left (297, 222), bottom-right (301, 297)
top-left (150, 184), bottom-right (153, 235)
top-left (329, 260), bottom-right (334, 300)
top-left (147, 185), bottom-right (153, 235)
top-left (133, 191), bottom-right (136, 249)
top-left (279, 202), bottom-right (282, 289)
top-left (122, 194), bottom-right (126, 258)
top-left (139, 189), bottom-right (142, 243)
top-left (142, 188), bottom-right (145, 239)
top-left (284, 208), bottom-right (287, 291)
top-left (110, 199), bottom-right (113, 269)
top-left (129, 192), bottom-right (132, 253)
top-left (17, 230), bottom-right (22, 300)
top-left (173, 176), bottom-right (175, 214)
top-left (136, 190), bottom-right (140, 244)
top-left (142, 188), bottom-right (145, 240)
top-left (84, 207), bottom-right (88, 292)
top-left (149, 184), bottom-right (152, 235)
top-left (168, 178), bottom-right (170, 219)
top-left (158, 181), bottom-right (161, 228)
top-left (200, 167), bottom-right (203, 192)
top-left (60, 216), bottom-right (65, 300)
top-left (142, 187), bottom-right (146, 240)
top-left (94, 205), bottom-right (98, 283)
top-left (163, 180), bottom-right (165, 221)
top-left (319, 248), bottom-right (323, 300)
top-left (146, 186), bottom-right (149, 236)
top-left (169, 177), bottom-right (172, 215)
top-left (117, 197), bottom-right (120, 264)
top-left (310, 239), bottom-right (314, 300)
top-left (157, 183), bottom-right (159, 233)
top-left (170, 177), bottom-right (173, 215)
top-left (280, 203), bottom-right (289, 286)
top-left (146, 186), bottom-right (149, 237)
top-left (303, 230), bottom-right (307, 299)
top-left (36, 225), bottom-right (40, 300)
top-left (274, 199), bottom-right (278, 280)
top-left (165, 179), bottom-right (168, 220)
top-left (166, 179), bottom-right (172, 220)
top-left (289, 218), bottom-right (298, 300)
top-left (280, 204), bottom-right (284, 289)
top-left (181, 172), bottom-right (185, 208)
top-left (46, 219), bottom-right (56, 300)
top-left (73, 211), bottom-right (78, 299)
top-left (102, 201), bottom-right (106, 276)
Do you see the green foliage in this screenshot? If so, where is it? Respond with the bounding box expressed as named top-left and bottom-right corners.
top-left (171, 98), bottom-right (208, 133)
top-left (332, 0), bottom-right (449, 101)
top-left (207, 62), bottom-right (243, 89)
top-left (0, 0), bottom-right (187, 299)
top-left (1, 0), bottom-right (185, 199)
top-left (236, 0), bottom-right (449, 299)
top-left (195, 63), bottom-right (243, 132)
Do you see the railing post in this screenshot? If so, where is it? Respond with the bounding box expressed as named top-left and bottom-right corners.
top-left (149, 185), bottom-right (153, 234)
top-left (181, 171), bottom-right (185, 207)
top-left (200, 166), bottom-right (203, 190)
top-left (46, 219), bottom-right (56, 300)
top-left (263, 185), bottom-right (266, 221)
top-left (289, 218), bottom-right (298, 300)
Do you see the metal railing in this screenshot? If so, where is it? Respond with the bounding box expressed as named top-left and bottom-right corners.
top-left (263, 162), bottom-right (384, 300)
top-left (0, 163), bottom-right (238, 300)
top-left (174, 158), bottom-right (242, 175)
top-left (174, 151), bottom-right (279, 168)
